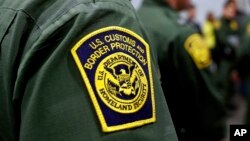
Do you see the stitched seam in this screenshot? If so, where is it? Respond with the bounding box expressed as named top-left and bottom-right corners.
top-left (17, 9), bottom-right (41, 31)
top-left (97, 0), bottom-right (133, 10)
top-left (0, 7), bottom-right (41, 31)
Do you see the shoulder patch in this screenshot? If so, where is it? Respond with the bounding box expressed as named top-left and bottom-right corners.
top-left (230, 20), bottom-right (238, 31)
top-left (71, 26), bottom-right (156, 132)
top-left (184, 34), bottom-right (212, 69)
top-left (214, 20), bottom-right (221, 29)
top-left (247, 23), bottom-right (250, 35)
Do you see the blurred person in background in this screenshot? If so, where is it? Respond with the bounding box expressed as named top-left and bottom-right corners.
top-left (237, 16), bottom-right (250, 124)
top-left (232, 0), bottom-right (250, 124)
top-left (136, 0), bottom-right (227, 141)
top-left (213, 0), bottom-right (239, 112)
top-left (202, 12), bottom-right (222, 88)
top-left (203, 12), bottom-right (217, 50)
top-left (185, 4), bottom-right (202, 35)
top-left (236, 17), bottom-right (250, 124)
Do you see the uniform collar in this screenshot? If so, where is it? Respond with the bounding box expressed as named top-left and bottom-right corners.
top-left (143, 0), bottom-right (178, 19)
top-left (143, 0), bottom-right (166, 5)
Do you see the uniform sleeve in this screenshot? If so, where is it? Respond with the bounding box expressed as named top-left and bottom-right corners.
top-left (1, 1), bottom-right (177, 141)
top-left (236, 19), bottom-right (250, 79)
top-left (166, 28), bottom-right (227, 140)
top-left (0, 8), bottom-right (34, 141)
top-left (181, 32), bottom-right (226, 140)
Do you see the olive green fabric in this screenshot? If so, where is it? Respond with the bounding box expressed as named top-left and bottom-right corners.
top-left (235, 16), bottom-right (250, 124)
top-left (137, 0), bottom-right (226, 141)
top-left (0, 0), bottom-right (178, 141)
top-left (213, 18), bottom-right (240, 105)
top-left (213, 18), bottom-right (239, 69)
top-left (152, 0), bottom-right (166, 5)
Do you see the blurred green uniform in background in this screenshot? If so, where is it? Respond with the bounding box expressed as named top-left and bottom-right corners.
top-left (235, 15), bottom-right (250, 124)
top-left (137, 0), bottom-right (226, 140)
top-left (213, 16), bottom-right (239, 104)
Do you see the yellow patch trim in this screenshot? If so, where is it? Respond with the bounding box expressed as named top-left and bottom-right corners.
top-left (184, 34), bottom-right (212, 69)
top-left (230, 20), bottom-right (238, 31)
top-left (247, 24), bottom-right (250, 35)
top-left (214, 20), bottom-right (221, 29)
top-left (71, 26), bottom-right (156, 132)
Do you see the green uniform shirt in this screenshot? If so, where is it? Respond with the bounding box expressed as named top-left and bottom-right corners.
top-left (214, 18), bottom-right (239, 62)
top-left (235, 15), bottom-right (250, 124)
top-left (137, 0), bottom-right (226, 140)
top-left (237, 16), bottom-right (250, 77)
top-left (0, 0), bottom-right (178, 140)
top-left (213, 18), bottom-right (240, 103)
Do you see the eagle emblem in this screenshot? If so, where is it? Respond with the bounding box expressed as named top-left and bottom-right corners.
top-left (95, 53), bottom-right (148, 114)
top-left (71, 26), bottom-right (155, 132)
top-left (105, 63), bottom-right (140, 100)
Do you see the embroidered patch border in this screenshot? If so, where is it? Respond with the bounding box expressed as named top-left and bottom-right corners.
top-left (247, 23), bottom-right (250, 35)
top-left (71, 26), bottom-right (156, 132)
top-left (184, 34), bottom-right (212, 69)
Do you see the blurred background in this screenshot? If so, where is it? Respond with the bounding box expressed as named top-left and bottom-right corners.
top-left (132, 0), bottom-right (250, 24)
top-left (132, 0), bottom-right (250, 140)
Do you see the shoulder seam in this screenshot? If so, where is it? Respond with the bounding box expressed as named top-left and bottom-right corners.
top-left (96, 0), bottom-right (133, 11)
top-left (0, 7), bottom-right (41, 30)
top-left (17, 9), bottom-right (41, 31)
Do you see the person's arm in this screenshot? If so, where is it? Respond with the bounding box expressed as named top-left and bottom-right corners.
top-left (174, 31), bottom-right (226, 140)
top-left (0, 0), bottom-right (178, 141)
